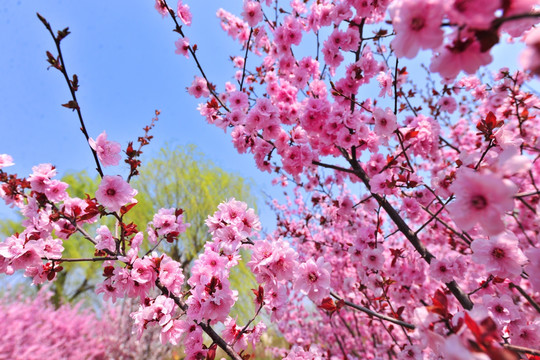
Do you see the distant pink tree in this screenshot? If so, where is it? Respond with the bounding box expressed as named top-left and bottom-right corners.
top-left (0, 290), bottom-right (172, 360)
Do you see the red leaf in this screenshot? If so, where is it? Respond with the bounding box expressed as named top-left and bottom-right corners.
top-left (120, 202), bottom-right (137, 215)
top-left (426, 289), bottom-right (449, 318)
top-left (319, 297), bottom-right (338, 313)
top-left (206, 343), bottom-right (217, 360)
top-left (61, 100), bottom-right (79, 110)
top-left (485, 111), bottom-right (497, 128)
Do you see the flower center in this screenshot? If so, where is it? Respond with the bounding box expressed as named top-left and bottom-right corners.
top-left (410, 17), bottom-right (425, 31)
top-left (106, 188), bottom-right (116, 196)
top-left (308, 272), bottom-right (318, 282)
top-left (492, 247), bottom-right (505, 259)
top-left (471, 195), bottom-right (487, 209)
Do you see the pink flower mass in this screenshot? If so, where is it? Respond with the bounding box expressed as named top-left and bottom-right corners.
top-left (2, 1), bottom-right (540, 359)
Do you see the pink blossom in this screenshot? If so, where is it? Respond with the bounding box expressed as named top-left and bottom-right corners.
top-left (448, 168), bottom-right (515, 235)
top-left (373, 107), bottom-right (398, 137)
top-left (28, 163), bottom-right (56, 193)
top-left (508, 322), bottom-right (540, 347)
top-left (187, 76), bottom-right (210, 98)
top-left (429, 257), bottom-right (464, 283)
top-left (174, 37), bottom-right (190, 58)
top-left (525, 248), bottom-right (540, 293)
top-left (482, 294), bottom-right (521, 324)
top-left (241, 1), bottom-right (263, 28)
top-left (446, 0), bottom-right (500, 29)
top-left (228, 90), bottom-right (249, 110)
top-left (470, 232), bottom-right (527, 279)
top-left (154, 0), bottom-right (168, 17)
top-left (397, 344), bottom-right (423, 360)
top-left (88, 131), bottom-right (121, 167)
top-left (0, 154), bottom-right (14, 168)
top-left (389, 0), bottom-right (444, 59)
top-left (362, 247), bottom-right (385, 270)
top-left (294, 257), bottom-right (331, 303)
top-left (159, 256), bottom-right (185, 296)
top-left (95, 225), bottom-right (116, 253)
top-left (131, 257), bottom-right (157, 285)
top-left (95, 175), bottom-right (138, 212)
top-left (177, 2), bottom-right (192, 26)
top-left (437, 96), bottom-right (457, 114)
top-left (44, 179), bottom-right (69, 202)
top-left (430, 32), bottom-right (492, 79)
top-left (520, 27), bottom-right (540, 76)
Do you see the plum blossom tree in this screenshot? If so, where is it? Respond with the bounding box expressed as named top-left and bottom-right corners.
top-left (1, 1), bottom-right (540, 359)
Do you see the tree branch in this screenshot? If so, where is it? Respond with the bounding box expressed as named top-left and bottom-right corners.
top-left (330, 292), bottom-right (416, 330)
top-left (343, 147), bottom-right (474, 310)
top-left (37, 13), bottom-right (104, 178)
top-left (155, 280), bottom-right (243, 360)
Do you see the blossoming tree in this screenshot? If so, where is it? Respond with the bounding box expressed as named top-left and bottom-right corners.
top-left (2, 0), bottom-right (540, 359)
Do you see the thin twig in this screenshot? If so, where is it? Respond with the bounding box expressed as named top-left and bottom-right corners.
top-left (156, 280), bottom-right (243, 360)
top-left (503, 343), bottom-right (540, 357)
top-left (37, 13), bottom-right (104, 178)
top-left (510, 283), bottom-right (540, 314)
top-left (239, 28), bottom-right (253, 92)
top-left (330, 292), bottom-right (416, 330)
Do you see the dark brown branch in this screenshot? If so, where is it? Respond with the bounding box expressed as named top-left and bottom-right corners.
top-left (156, 280), bottom-right (243, 360)
top-left (342, 147), bottom-right (474, 310)
top-left (503, 343), bottom-right (540, 357)
top-left (312, 160), bottom-right (356, 174)
top-left (239, 28), bottom-right (253, 92)
top-left (37, 13), bottom-right (104, 178)
top-left (330, 292), bottom-right (416, 330)
top-left (43, 256), bottom-right (117, 262)
top-left (510, 283), bottom-right (540, 314)
top-left (162, 1), bottom-right (230, 113)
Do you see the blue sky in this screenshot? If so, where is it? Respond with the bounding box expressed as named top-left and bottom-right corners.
top-left (0, 0), bottom-right (284, 228)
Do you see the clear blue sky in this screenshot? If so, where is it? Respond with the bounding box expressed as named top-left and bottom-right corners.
top-left (0, 0), bottom-right (283, 229)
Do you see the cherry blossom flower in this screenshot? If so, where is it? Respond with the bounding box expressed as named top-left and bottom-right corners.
top-left (294, 257), bottom-right (331, 303)
top-left (429, 257), bottom-right (464, 283)
top-left (177, 1), bottom-right (192, 26)
top-left (362, 247), bottom-right (385, 270)
top-left (520, 27), bottom-right (540, 76)
top-left (0, 154), bottom-right (14, 168)
top-left (447, 168), bottom-right (516, 235)
top-left (241, 1), bottom-right (263, 27)
top-left (187, 76), bottom-right (210, 98)
top-left (88, 131), bottom-right (121, 167)
top-left (95, 175), bottom-right (138, 212)
top-left (174, 37), bottom-right (190, 58)
top-left (470, 232), bottom-right (527, 279)
top-left (482, 294), bottom-right (521, 324)
top-left (508, 322), bottom-right (540, 347)
top-left (373, 107), bottom-right (398, 137)
top-left (446, 0), bottom-right (499, 29)
top-left (524, 248), bottom-right (540, 293)
top-left (95, 225), bottom-right (115, 252)
top-left (389, 0), bottom-right (445, 58)
top-left (430, 32), bottom-right (492, 79)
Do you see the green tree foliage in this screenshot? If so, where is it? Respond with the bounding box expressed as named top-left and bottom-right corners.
top-left (0, 146), bottom-right (259, 321)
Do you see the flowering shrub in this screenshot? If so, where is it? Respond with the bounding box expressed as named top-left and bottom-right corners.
top-left (1, 1), bottom-right (540, 359)
top-left (0, 290), bottom-right (172, 360)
